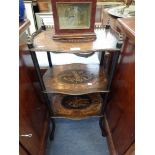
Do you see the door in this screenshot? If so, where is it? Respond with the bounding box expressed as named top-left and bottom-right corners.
top-left (19, 50), bottom-right (49, 155)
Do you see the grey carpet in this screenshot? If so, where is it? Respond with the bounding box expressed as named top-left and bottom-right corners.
top-left (46, 118), bottom-right (110, 155)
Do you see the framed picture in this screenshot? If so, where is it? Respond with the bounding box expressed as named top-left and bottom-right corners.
top-left (57, 2), bottom-right (91, 30)
top-left (51, 0), bottom-right (97, 41)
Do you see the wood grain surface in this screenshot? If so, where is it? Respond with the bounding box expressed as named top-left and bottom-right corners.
top-left (19, 19), bottom-right (30, 36)
top-left (117, 17), bottom-right (135, 41)
top-left (19, 20), bottom-right (49, 155)
top-left (43, 63), bottom-right (108, 95)
top-left (32, 27), bottom-right (120, 52)
top-left (106, 17), bottom-right (135, 155)
top-left (50, 93), bottom-right (103, 119)
top-left (20, 50), bottom-right (49, 155)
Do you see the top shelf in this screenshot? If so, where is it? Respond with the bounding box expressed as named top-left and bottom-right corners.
top-left (29, 27), bottom-right (121, 53)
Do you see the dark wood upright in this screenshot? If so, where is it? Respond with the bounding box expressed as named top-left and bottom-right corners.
top-left (105, 17), bottom-right (135, 155)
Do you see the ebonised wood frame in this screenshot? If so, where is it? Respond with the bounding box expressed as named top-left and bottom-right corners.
top-left (26, 22), bottom-right (122, 140)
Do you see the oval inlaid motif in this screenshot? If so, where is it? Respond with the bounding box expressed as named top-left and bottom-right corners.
top-left (61, 95), bottom-right (91, 109)
top-left (58, 69), bottom-right (94, 84)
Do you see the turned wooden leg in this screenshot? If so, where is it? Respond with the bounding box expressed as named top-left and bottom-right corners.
top-left (49, 118), bottom-right (55, 141)
top-left (99, 117), bottom-right (107, 137)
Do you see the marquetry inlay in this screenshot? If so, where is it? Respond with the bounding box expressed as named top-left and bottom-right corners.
top-left (58, 69), bottom-right (95, 84)
top-left (61, 95), bottom-right (91, 109)
top-left (51, 93), bottom-right (103, 119)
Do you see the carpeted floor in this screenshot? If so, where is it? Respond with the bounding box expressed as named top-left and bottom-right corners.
top-left (46, 118), bottom-right (110, 155)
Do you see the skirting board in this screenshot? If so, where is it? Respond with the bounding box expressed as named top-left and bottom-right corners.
top-left (104, 115), bottom-right (117, 155)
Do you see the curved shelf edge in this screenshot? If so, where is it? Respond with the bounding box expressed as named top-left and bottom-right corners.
top-left (49, 93), bottom-right (104, 120)
top-left (28, 48), bottom-right (120, 53)
top-left (43, 90), bottom-right (110, 95)
top-left (30, 27), bottom-right (121, 53)
top-left (50, 115), bottom-right (104, 120)
top-left (43, 63), bottom-right (108, 95)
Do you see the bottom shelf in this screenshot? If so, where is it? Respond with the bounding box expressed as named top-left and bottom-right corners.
top-left (50, 93), bottom-right (104, 120)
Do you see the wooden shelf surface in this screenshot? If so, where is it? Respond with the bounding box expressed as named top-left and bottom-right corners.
top-left (50, 93), bottom-right (103, 120)
top-left (117, 17), bottom-right (135, 41)
top-left (31, 27), bottom-right (120, 53)
top-left (43, 63), bottom-right (108, 95)
top-left (19, 19), bottom-right (30, 36)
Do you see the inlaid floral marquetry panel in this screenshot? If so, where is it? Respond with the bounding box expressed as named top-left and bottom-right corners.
top-left (61, 95), bottom-right (92, 109)
top-left (43, 63), bottom-right (108, 95)
top-left (51, 93), bottom-right (103, 119)
top-left (58, 69), bottom-right (95, 84)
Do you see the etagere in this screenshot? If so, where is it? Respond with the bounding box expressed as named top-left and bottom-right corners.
top-left (26, 23), bottom-right (123, 140)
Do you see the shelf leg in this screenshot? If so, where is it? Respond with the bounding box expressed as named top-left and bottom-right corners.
top-left (106, 51), bottom-right (120, 111)
top-left (100, 51), bottom-right (105, 66)
top-left (107, 51), bottom-right (120, 91)
top-left (99, 117), bottom-right (107, 137)
top-left (99, 51), bottom-right (120, 137)
top-left (30, 51), bottom-right (53, 115)
top-left (49, 118), bottom-right (55, 141)
top-left (47, 51), bottom-right (52, 68)
top-left (101, 51), bottom-right (120, 114)
top-left (27, 38), bottom-right (55, 141)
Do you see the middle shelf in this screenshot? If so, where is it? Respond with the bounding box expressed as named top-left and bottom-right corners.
top-left (43, 63), bottom-right (108, 95)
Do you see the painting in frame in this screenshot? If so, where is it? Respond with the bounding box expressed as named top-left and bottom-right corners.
top-left (51, 0), bottom-right (97, 41)
top-left (57, 2), bottom-right (91, 29)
